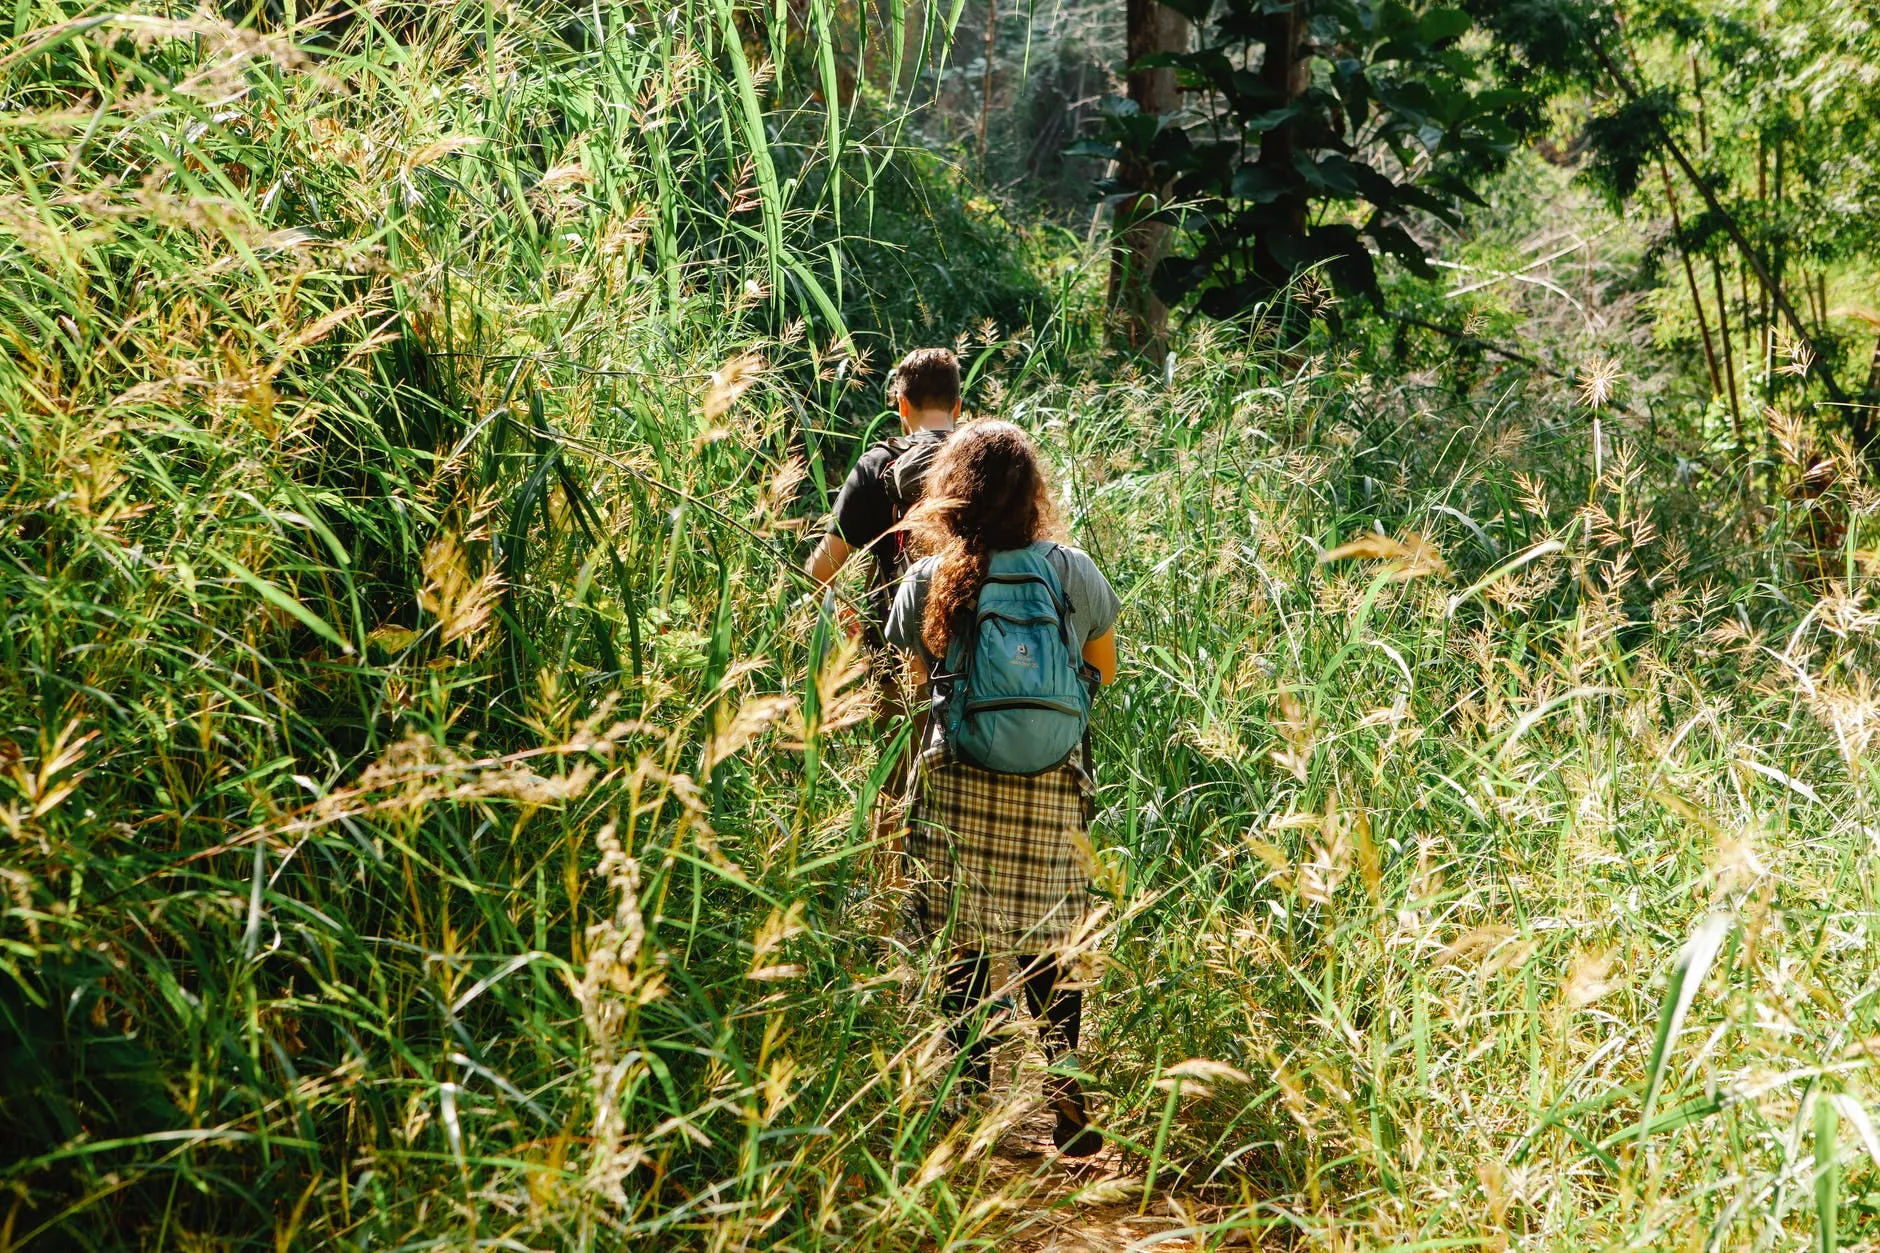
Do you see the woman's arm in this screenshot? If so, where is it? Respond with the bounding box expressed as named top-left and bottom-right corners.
top-left (1081, 629), bottom-right (1117, 686)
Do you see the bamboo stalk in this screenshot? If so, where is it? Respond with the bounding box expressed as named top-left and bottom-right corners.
top-left (1659, 160), bottom-right (1722, 401)
top-left (1594, 42), bottom-right (1851, 411)
top-left (1712, 252), bottom-right (1742, 439)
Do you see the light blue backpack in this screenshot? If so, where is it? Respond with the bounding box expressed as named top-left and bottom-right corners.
top-left (933, 544), bottom-right (1097, 775)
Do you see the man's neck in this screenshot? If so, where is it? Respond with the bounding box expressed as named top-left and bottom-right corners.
top-left (904, 410), bottom-right (955, 434)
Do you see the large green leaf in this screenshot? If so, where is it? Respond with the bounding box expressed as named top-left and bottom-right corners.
top-left (1418, 7), bottom-right (1471, 44)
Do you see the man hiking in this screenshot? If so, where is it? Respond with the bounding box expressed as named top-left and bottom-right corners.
top-left (804, 348), bottom-right (961, 846)
top-left (804, 347), bottom-right (960, 629)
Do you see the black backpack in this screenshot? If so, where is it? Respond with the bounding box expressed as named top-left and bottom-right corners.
top-left (878, 429), bottom-right (948, 578)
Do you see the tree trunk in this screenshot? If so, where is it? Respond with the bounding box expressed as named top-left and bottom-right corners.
top-left (1107, 0), bottom-right (1188, 353)
top-left (1252, 0), bottom-right (1309, 295)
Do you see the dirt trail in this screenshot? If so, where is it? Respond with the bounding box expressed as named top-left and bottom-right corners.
top-left (981, 1117), bottom-right (1200, 1251)
top-left (966, 1046), bottom-right (1250, 1252)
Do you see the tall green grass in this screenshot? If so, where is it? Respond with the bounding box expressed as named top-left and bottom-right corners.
top-left (1035, 337), bottom-right (1880, 1247)
top-left (3, 3), bottom-right (1879, 1250)
top-left (0, 3), bottom-right (949, 1244)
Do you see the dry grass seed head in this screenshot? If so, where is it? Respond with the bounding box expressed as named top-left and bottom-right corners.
top-left (1562, 947), bottom-right (1615, 1009)
top-left (1768, 406), bottom-right (1814, 469)
top-left (1575, 356), bottom-right (1623, 409)
top-left (1320, 530), bottom-right (1447, 582)
top-left (703, 350), bottom-right (764, 421)
top-left (1806, 670), bottom-right (1880, 768)
top-left (419, 531), bottom-right (502, 654)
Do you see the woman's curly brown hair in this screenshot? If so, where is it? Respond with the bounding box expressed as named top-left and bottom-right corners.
top-left (909, 420), bottom-right (1059, 659)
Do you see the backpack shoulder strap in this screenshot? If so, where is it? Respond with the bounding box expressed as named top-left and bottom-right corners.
top-left (883, 429), bottom-right (946, 517)
top-left (1044, 543), bottom-right (1076, 614)
top-left (869, 437), bottom-right (916, 566)
top-left (1045, 543), bottom-right (1094, 665)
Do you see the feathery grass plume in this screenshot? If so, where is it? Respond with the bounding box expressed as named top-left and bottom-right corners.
top-left (1319, 529), bottom-right (1448, 581)
top-left (1575, 355), bottom-right (1623, 493)
top-left (419, 530), bottom-right (502, 653)
top-left (704, 350), bottom-right (766, 421)
top-left (1576, 355), bottom-right (1624, 410)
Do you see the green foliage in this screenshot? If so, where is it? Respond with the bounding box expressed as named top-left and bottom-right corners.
top-left (832, 146), bottom-right (1050, 350)
top-left (1083, 0), bottom-right (1605, 319)
top-left (0, 1), bottom-right (928, 1243)
top-left (1580, 86), bottom-right (1684, 206)
top-left (1566, 0), bottom-right (1880, 441)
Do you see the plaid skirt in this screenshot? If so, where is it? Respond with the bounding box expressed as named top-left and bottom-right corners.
top-left (903, 751), bottom-right (1096, 951)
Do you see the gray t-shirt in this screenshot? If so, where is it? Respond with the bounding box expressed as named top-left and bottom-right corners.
top-left (883, 541), bottom-right (1120, 666)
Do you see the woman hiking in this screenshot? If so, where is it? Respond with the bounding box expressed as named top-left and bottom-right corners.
top-left (883, 420), bottom-right (1119, 1157)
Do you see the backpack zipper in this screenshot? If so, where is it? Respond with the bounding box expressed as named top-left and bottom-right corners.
top-left (975, 610), bottom-right (1063, 628)
top-left (964, 696), bottom-right (1086, 716)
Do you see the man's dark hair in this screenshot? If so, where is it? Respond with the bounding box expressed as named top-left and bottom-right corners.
top-left (892, 347), bottom-right (961, 410)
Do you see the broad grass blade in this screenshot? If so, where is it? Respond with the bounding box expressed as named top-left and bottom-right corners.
top-left (1638, 911), bottom-right (1733, 1147)
top-left (211, 550), bottom-right (350, 653)
top-left (1816, 1094), bottom-right (1839, 1253)
top-left (714, 0), bottom-right (784, 287)
top-left (1830, 1094), bottom-right (1880, 1173)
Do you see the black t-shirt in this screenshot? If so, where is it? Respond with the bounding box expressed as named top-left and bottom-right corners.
top-left (829, 434), bottom-right (938, 638)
